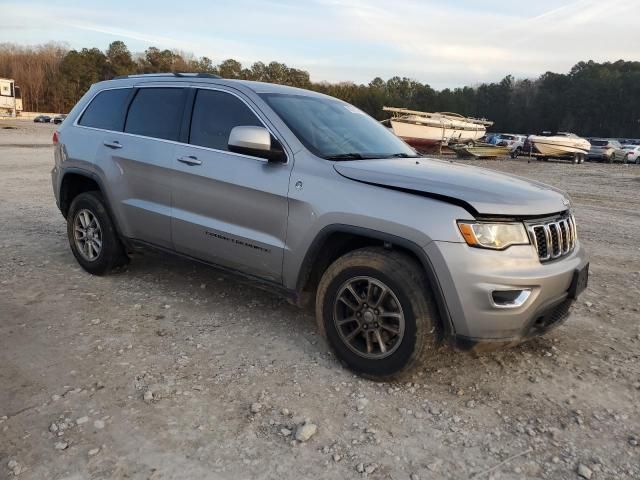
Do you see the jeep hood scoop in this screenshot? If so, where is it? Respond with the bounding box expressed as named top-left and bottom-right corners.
top-left (333, 158), bottom-right (569, 217)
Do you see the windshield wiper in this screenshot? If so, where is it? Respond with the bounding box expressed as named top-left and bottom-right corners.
top-left (384, 153), bottom-right (421, 158)
top-left (324, 153), bottom-right (368, 160)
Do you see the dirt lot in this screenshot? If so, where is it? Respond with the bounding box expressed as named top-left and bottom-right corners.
top-left (1, 119), bottom-right (639, 480)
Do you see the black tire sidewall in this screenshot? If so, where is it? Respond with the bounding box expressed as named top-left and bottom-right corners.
top-left (321, 265), bottom-right (422, 378)
top-left (67, 192), bottom-right (123, 275)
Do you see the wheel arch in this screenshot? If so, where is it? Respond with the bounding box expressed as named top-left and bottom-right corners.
top-left (295, 224), bottom-right (455, 337)
top-left (58, 168), bottom-right (128, 246)
top-left (59, 169), bottom-right (102, 217)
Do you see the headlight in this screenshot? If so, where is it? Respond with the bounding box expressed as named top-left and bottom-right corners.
top-left (457, 221), bottom-right (530, 250)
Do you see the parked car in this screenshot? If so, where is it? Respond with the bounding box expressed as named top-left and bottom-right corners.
top-left (53, 114), bottom-right (67, 125)
top-left (622, 144), bottom-right (640, 164)
top-left (494, 134), bottom-right (527, 153)
top-left (51, 73), bottom-right (589, 379)
top-left (484, 133), bottom-right (500, 144)
top-left (587, 139), bottom-right (629, 163)
top-left (33, 115), bottom-right (51, 123)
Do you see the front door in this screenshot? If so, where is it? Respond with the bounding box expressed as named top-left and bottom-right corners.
top-left (171, 88), bottom-right (292, 283)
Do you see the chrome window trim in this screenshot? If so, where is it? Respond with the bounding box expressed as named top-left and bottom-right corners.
top-left (72, 84), bottom-right (290, 165)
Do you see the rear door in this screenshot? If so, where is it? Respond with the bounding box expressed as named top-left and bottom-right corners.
top-left (171, 87), bottom-right (292, 283)
top-left (96, 85), bottom-right (187, 248)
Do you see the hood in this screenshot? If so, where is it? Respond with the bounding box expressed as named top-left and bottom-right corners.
top-left (333, 158), bottom-right (570, 217)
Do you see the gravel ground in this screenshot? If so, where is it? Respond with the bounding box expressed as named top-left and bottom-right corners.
top-left (1, 120), bottom-right (639, 480)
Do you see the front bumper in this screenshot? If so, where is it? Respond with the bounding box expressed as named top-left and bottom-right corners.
top-left (425, 240), bottom-right (589, 345)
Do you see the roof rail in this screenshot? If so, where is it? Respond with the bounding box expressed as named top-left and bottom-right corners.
top-left (113, 72), bottom-right (221, 80)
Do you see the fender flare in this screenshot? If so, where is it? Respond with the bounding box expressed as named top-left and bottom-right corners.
top-left (59, 167), bottom-right (128, 245)
top-left (295, 224), bottom-right (456, 337)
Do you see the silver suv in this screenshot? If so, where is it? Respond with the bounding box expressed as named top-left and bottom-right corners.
top-left (52, 73), bottom-right (589, 379)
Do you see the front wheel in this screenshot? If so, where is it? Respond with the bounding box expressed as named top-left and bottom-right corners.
top-left (67, 191), bottom-right (128, 275)
top-left (316, 248), bottom-right (439, 380)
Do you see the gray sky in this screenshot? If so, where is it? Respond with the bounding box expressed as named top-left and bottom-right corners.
top-left (2, 0), bottom-right (639, 88)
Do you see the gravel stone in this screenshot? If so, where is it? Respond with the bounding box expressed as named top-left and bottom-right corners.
top-left (356, 398), bottom-right (369, 411)
top-left (76, 416), bottom-right (89, 425)
top-left (577, 464), bottom-right (593, 479)
top-left (295, 423), bottom-right (318, 442)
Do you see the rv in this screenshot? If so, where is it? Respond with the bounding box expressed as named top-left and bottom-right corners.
top-left (0, 78), bottom-right (23, 117)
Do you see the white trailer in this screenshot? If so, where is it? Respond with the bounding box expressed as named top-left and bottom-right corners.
top-left (0, 78), bottom-right (23, 117)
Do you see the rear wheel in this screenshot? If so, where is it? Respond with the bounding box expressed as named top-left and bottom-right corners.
top-left (608, 154), bottom-right (614, 163)
top-left (316, 247), bottom-right (439, 380)
top-left (67, 191), bottom-right (128, 275)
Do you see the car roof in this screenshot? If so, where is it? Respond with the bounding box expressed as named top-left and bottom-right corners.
top-left (93, 73), bottom-right (330, 99)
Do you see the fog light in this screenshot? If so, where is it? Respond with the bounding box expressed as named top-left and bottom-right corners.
top-left (491, 289), bottom-right (531, 308)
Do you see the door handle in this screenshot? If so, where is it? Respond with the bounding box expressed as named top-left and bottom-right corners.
top-left (177, 155), bottom-right (202, 166)
top-left (103, 140), bottom-right (123, 149)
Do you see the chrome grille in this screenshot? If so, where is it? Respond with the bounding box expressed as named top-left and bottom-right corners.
top-left (527, 215), bottom-right (577, 262)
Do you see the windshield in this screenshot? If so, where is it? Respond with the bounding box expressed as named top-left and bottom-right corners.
top-left (259, 93), bottom-right (418, 160)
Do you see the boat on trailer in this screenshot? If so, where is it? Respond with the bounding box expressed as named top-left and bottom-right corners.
top-left (451, 143), bottom-right (510, 159)
top-left (526, 132), bottom-right (591, 162)
top-left (382, 106), bottom-right (493, 148)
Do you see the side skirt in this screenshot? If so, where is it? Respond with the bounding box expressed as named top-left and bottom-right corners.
top-left (127, 238), bottom-right (300, 305)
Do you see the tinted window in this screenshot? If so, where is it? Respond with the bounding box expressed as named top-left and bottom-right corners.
top-left (79, 88), bottom-right (131, 131)
top-left (125, 88), bottom-right (185, 141)
top-left (189, 90), bottom-right (262, 151)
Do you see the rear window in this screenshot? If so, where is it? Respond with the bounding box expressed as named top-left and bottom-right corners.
top-left (591, 140), bottom-right (608, 146)
top-left (124, 88), bottom-right (186, 141)
top-left (79, 88), bottom-right (131, 131)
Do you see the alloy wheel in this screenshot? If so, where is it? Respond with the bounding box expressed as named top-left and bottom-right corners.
top-left (73, 209), bottom-right (103, 261)
top-left (333, 276), bottom-right (405, 359)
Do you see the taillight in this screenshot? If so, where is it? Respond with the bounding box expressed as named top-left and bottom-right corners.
top-left (52, 131), bottom-right (59, 145)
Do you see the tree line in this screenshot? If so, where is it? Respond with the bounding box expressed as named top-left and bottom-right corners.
top-left (1, 41), bottom-right (639, 138)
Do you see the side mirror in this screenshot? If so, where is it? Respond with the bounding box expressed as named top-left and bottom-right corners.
top-left (228, 126), bottom-right (286, 163)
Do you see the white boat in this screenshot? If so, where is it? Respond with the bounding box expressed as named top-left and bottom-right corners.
top-left (527, 132), bottom-right (591, 158)
top-left (383, 106), bottom-right (493, 148)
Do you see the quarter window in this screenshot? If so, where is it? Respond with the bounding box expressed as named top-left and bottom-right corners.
top-left (189, 89), bottom-right (263, 151)
top-left (79, 88), bottom-right (131, 131)
top-left (125, 88), bottom-right (186, 141)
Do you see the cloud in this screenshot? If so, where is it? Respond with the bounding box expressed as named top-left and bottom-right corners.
top-left (1, 0), bottom-right (639, 88)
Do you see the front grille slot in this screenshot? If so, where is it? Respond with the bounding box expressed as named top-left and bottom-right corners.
top-left (528, 215), bottom-right (576, 262)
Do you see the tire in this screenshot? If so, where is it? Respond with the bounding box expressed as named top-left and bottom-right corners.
top-left (572, 154), bottom-right (579, 164)
top-left (315, 247), bottom-right (439, 380)
top-left (579, 154), bottom-right (585, 164)
top-left (66, 191), bottom-right (128, 275)
top-left (608, 154), bottom-right (614, 164)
